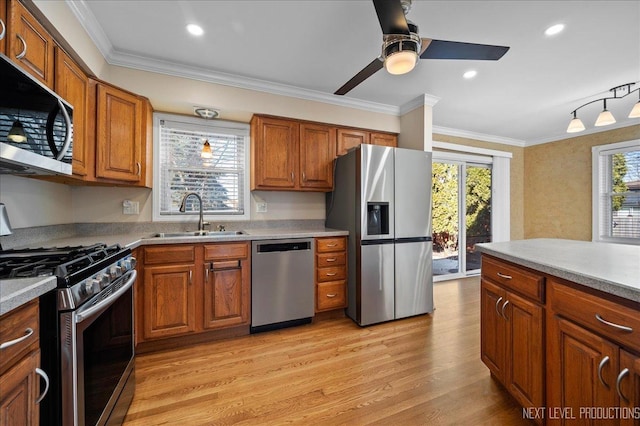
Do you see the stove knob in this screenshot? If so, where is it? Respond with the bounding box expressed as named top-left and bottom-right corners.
top-left (84, 279), bottom-right (99, 295)
top-left (109, 265), bottom-right (122, 279)
top-left (97, 273), bottom-right (110, 289)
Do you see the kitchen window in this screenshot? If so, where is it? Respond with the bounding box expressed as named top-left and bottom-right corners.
top-left (592, 139), bottom-right (640, 244)
top-left (152, 113), bottom-right (250, 222)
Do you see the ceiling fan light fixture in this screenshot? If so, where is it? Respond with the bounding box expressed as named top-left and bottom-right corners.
top-left (385, 50), bottom-right (417, 75)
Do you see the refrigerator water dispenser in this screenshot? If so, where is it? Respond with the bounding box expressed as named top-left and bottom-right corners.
top-left (367, 202), bottom-right (389, 235)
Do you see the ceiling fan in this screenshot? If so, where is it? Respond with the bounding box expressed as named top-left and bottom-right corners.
top-left (334, 0), bottom-right (510, 95)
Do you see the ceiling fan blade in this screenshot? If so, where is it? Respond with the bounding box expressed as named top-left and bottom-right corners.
top-left (420, 39), bottom-right (510, 60)
top-left (373, 0), bottom-right (409, 35)
top-left (335, 57), bottom-right (384, 95)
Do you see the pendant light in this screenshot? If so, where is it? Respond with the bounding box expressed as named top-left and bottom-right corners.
top-left (566, 111), bottom-right (585, 133)
top-left (201, 140), bottom-right (213, 159)
top-left (566, 82), bottom-right (639, 133)
top-left (7, 120), bottom-right (27, 143)
top-left (594, 99), bottom-right (616, 127)
top-left (629, 90), bottom-right (640, 118)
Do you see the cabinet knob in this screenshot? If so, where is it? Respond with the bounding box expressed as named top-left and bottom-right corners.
top-left (16, 34), bottom-right (27, 59)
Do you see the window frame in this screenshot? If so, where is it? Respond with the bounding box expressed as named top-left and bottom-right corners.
top-left (591, 138), bottom-right (640, 245)
top-left (152, 112), bottom-right (251, 223)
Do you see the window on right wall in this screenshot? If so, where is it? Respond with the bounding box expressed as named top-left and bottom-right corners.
top-left (592, 139), bottom-right (640, 245)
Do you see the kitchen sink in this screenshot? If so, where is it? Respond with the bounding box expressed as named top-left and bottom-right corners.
top-left (152, 231), bottom-right (245, 238)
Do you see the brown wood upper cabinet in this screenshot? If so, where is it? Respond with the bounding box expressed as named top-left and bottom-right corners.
top-left (251, 115), bottom-right (334, 192)
top-left (91, 80), bottom-right (152, 187)
top-left (6, 0), bottom-right (55, 87)
top-left (336, 128), bottom-right (398, 157)
top-left (55, 47), bottom-right (90, 177)
top-left (0, 0), bottom-right (7, 54)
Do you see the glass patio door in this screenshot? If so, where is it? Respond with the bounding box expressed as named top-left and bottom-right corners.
top-left (432, 159), bottom-right (492, 280)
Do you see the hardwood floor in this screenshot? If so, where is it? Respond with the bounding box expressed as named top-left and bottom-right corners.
top-left (123, 277), bottom-right (530, 425)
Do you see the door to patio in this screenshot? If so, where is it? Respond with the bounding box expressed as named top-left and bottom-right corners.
top-left (432, 159), bottom-right (492, 280)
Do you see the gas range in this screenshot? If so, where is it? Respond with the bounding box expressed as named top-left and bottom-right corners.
top-left (0, 243), bottom-right (135, 310)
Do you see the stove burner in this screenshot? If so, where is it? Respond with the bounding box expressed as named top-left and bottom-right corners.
top-left (0, 243), bottom-right (125, 281)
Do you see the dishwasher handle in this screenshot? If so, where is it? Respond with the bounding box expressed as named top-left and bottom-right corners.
top-left (255, 241), bottom-right (311, 253)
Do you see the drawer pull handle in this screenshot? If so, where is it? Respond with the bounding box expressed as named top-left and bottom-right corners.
top-left (501, 300), bottom-right (509, 320)
top-left (326, 244), bottom-right (337, 248)
top-left (495, 296), bottom-right (503, 318)
top-left (326, 293), bottom-right (337, 298)
top-left (598, 356), bottom-right (610, 388)
top-left (496, 272), bottom-right (512, 280)
top-left (35, 368), bottom-right (50, 404)
top-left (0, 18), bottom-right (5, 42)
top-left (189, 270), bottom-right (193, 285)
top-left (326, 272), bottom-right (337, 277)
top-left (0, 327), bottom-right (34, 350)
top-left (616, 368), bottom-right (630, 403)
top-left (595, 314), bottom-right (633, 333)
top-left (16, 34), bottom-right (27, 60)
top-left (326, 258), bottom-right (337, 262)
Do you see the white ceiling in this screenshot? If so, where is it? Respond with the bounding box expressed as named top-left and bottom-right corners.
top-left (69, 0), bottom-right (640, 146)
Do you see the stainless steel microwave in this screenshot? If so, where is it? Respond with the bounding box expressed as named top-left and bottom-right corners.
top-left (0, 53), bottom-right (73, 175)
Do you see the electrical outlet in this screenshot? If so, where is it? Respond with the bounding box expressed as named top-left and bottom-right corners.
top-left (123, 200), bottom-right (139, 215)
top-left (256, 202), bottom-right (268, 213)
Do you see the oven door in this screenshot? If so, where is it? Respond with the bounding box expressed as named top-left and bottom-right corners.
top-left (60, 269), bottom-right (136, 426)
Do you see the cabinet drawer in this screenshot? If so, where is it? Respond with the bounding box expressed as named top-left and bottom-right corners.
top-left (204, 243), bottom-right (249, 261)
top-left (317, 281), bottom-right (347, 311)
top-left (316, 237), bottom-right (346, 253)
top-left (482, 256), bottom-right (544, 303)
top-left (0, 300), bottom-right (39, 374)
top-left (317, 266), bottom-right (346, 282)
top-left (550, 280), bottom-right (640, 352)
top-left (144, 245), bottom-right (195, 264)
top-left (317, 252), bottom-right (346, 268)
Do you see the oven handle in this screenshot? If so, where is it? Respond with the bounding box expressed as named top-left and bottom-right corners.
top-left (75, 270), bottom-right (136, 324)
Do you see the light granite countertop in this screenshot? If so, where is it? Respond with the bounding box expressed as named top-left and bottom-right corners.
top-left (476, 239), bottom-right (640, 303)
top-left (0, 227), bottom-right (348, 315)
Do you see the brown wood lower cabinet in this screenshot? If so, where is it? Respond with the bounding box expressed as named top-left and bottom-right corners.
top-left (481, 254), bottom-right (640, 425)
top-left (315, 237), bottom-right (347, 313)
top-left (0, 300), bottom-right (43, 426)
top-left (137, 242), bottom-right (250, 349)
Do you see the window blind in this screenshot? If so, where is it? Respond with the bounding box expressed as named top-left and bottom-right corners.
top-left (596, 144), bottom-right (640, 241)
top-left (158, 119), bottom-right (247, 216)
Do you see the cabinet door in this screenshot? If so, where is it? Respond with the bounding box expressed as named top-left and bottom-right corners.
top-left (299, 123), bottom-right (335, 190)
top-left (251, 116), bottom-right (298, 189)
top-left (505, 291), bottom-right (544, 408)
top-left (336, 128), bottom-right (369, 157)
top-left (1, 0), bottom-right (6, 54)
top-left (619, 350), bottom-right (640, 426)
top-left (480, 279), bottom-right (506, 382)
top-left (0, 350), bottom-right (40, 426)
top-left (549, 317), bottom-right (618, 424)
top-left (143, 264), bottom-right (197, 340)
top-left (203, 260), bottom-right (249, 330)
top-left (95, 83), bottom-right (143, 182)
top-left (8, 0), bottom-right (54, 87)
top-left (370, 132), bottom-right (397, 148)
top-left (55, 48), bottom-right (91, 178)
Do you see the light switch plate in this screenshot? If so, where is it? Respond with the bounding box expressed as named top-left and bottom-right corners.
top-left (256, 202), bottom-right (267, 213)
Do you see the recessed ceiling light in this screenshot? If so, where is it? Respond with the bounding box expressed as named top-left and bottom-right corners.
top-left (545, 23), bottom-right (565, 36)
top-left (186, 24), bottom-right (204, 36)
top-left (463, 70), bottom-right (477, 79)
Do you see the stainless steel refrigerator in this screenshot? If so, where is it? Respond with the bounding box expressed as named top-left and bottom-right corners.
top-left (326, 144), bottom-right (433, 326)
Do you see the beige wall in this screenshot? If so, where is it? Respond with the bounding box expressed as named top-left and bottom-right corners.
top-left (432, 134), bottom-right (525, 241)
top-left (523, 125), bottom-right (640, 241)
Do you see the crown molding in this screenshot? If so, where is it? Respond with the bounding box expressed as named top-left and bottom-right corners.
top-left (525, 121), bottom-right (640, 146)
top-left (65, 0), bottom-right (114, 59)
top-left (399, 94), bottom-right (441, 115)
top-left (433, 126), bottom-right (526, 147)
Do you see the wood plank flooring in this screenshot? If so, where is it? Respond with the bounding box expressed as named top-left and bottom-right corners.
top-left (123, 277), bottom-right (530, 425)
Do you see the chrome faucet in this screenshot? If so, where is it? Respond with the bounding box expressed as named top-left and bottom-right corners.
top-left (179, 193), bottom-right (209, 232)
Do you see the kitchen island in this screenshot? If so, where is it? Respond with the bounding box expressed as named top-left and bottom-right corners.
top-left (476, 239), bottom-right (640, 424)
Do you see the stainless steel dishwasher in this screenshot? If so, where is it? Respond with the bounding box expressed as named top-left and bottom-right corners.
top-left (251, 238), bottom-right (315, 333)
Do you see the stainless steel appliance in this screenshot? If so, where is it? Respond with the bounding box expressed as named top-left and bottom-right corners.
top-left (0, 53), bottom-right (73, 175)
top-left (326, 144), bottom-right (433, 326)
top-left (0, 243), bottom-right (136, 425)
top-left (251, 239), bottom-right (314, 333)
